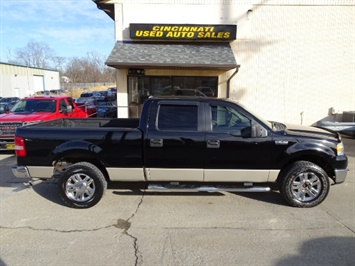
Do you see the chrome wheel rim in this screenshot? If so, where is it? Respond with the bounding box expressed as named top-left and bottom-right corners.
top-left (291, 172), bottom-right (322, 202)
top-left (65, 173), bottom-right (96, 202)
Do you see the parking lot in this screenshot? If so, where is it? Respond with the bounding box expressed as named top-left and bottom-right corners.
top-left (0, 137), bottom-right (354, 265)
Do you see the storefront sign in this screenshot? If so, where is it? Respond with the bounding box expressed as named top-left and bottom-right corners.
top-left (128, 68), bottom-right (145, 75)
top-left (130, 24), bottom-right (236, 41)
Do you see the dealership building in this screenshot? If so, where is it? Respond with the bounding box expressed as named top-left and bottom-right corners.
top-left (93, 0), bottom-right (354, 125)
top-left (0, 62), bottom-right (60, 98)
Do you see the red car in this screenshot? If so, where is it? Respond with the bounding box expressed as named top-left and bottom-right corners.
top-left (75, 97), bottom-right (98, 118)
top-left (0, 95), bottom-right (95, 150)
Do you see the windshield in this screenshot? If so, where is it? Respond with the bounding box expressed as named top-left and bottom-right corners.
top-left (11, 99), bottom-right (56, 113)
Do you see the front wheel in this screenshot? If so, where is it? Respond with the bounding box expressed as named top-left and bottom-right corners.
top-left (58, 162), bottom-right (107, 208)
top-left (280, 161), bottom-right (330, 208)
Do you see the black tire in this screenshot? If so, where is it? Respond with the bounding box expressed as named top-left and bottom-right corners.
top-left (279, 161), bottom-right (330, 208)
top-left (58, 162), bottom-right (107, 208)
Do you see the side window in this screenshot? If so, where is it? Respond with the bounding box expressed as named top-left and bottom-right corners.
top-left (211, 105), bottom-right (251, 134)
top-left (59, 99), bottom-right (67, 112)
top-left (158, 104), bottom-right (198, 131)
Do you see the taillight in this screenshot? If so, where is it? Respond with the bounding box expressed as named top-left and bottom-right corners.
top-left (14, 136), bottom-right (26, 157)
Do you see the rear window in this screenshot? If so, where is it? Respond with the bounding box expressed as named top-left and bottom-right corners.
top-left (157, 104), bottom-right (198, 131)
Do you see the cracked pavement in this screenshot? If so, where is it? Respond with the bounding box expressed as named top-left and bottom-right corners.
top-left (0, 138), bottom-right (354, 265)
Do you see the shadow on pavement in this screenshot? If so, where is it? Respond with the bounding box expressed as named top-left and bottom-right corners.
top-left (30, 179), bottom-right (66, 207)
top-left (276, 236), bottom-right (355, 265)
top-left (0, 155), bottom-right (31, 189)
top-left (231, 191), bottom-right (289, 207)
top-left (111, 189), bottom-right (290, 207)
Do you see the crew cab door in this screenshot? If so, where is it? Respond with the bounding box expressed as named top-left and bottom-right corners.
top-left (144, 100), bottom-right (205, 181)
top-left (204, 101), bottom-right (275, 182)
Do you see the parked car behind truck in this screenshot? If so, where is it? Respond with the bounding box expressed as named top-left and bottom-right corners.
top-left (0, 97), bottom-right (20, 105)
top-left (0, 102), bottom-right (15, 114)
top-left (94, 99), bottom-right (117, 117)
top-left (75, 97), bottom-right (98, 118)
top-left (12, 97), bottom-right (348, 208)
top-left (0, 95), bottom-right (95, 150)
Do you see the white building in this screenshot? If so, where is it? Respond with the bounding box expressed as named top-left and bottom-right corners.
top-left (93, 0), bottom-right (354, 125)
top-left (0, 62), bottom-right (60, 98)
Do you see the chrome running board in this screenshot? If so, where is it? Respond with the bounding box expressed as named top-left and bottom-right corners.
top-left (148, 184), bottom-right (270, 192)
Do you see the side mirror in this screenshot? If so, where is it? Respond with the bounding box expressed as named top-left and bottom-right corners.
top-left (229, 126), bottom-right (252, 138)
top-left (251, 122), bottom-right (268, 138)
top-left (66, 105), bottom-right (73, 113)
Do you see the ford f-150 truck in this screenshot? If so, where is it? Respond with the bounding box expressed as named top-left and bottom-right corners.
top-left (12, 97), bottom-right (348, 208)
top-left (0, 95), bottom-right (96, 150)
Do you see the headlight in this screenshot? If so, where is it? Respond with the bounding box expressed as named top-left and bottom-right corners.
top-left (336, 142), bottom-right (344, 156)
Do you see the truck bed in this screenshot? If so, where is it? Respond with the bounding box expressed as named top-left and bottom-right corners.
top-left (36, 118), bottom-right (140, 129)
top-left (15, 117), bottom-right (143, 168)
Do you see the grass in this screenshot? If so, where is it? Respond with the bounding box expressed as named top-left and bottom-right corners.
top-left (69, 86), bottom-right (112, 98)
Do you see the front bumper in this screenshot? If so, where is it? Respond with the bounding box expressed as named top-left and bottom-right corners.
top-left (334, 168), bottom-right (349, 184)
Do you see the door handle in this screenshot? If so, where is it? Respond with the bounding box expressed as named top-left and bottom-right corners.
top-left (150, 138), bottom-right (163, 147)
top-left (207, 139), bottom-right (220, 148)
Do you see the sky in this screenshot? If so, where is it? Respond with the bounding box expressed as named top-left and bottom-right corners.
top-left (0, 0), bottom-right (115, 62)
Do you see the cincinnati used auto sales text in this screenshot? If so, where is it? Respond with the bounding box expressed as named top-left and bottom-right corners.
top-left (134, 26), bottom-right (231, 39)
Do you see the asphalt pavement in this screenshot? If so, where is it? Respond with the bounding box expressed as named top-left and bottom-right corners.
top-left (0, 137), bottom-right (354, 266)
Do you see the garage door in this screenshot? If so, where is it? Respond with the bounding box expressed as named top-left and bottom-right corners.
top-left (33, 75), bottom-right (44, 92)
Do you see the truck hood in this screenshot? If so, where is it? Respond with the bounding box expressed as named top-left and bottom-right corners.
top-left (285, 123), bottom-right (339, 140)
top-left (0, 112), bottom-right (52, 122)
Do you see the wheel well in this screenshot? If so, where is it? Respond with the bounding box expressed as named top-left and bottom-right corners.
top-left (278, 155), bottom-right (334, 182)
top-left (54, 157), bottom-right (110, 182)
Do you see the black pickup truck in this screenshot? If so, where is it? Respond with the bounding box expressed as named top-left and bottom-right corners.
top-left (12, 97), bottom-right (348, 208)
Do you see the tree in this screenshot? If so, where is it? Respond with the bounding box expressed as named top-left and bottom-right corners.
top-left (13, 40), bottom-right (55, 69)
top-left (63, 52), bottom-right (115, 83)
top-left (6, 40), bottom-right (116, 84)
top-left (102, 67), bottom-right (116, 83)
top-left (52, 56), bottom-right (67, 75)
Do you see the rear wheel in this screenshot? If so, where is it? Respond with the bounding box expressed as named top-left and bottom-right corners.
top-left (280, 161), bottom-right (330, 207)
top-left (58, 162), bottom-right (107, 208)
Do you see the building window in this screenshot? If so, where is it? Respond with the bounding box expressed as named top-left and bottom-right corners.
top-left (128, 76), bottom-right (217, 118)
top-left (151, 76), bottom-right (217, 97)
